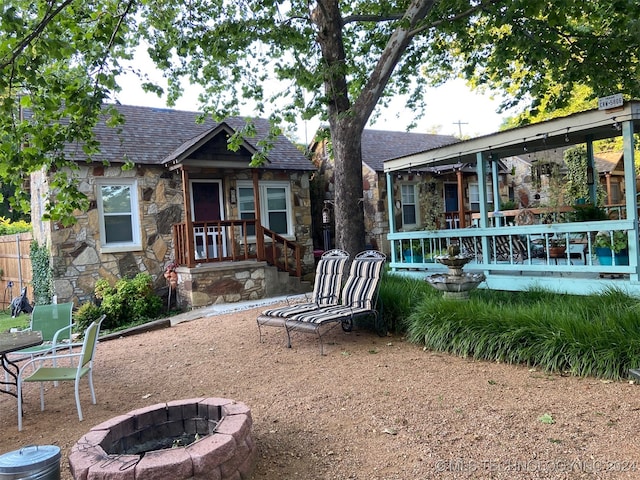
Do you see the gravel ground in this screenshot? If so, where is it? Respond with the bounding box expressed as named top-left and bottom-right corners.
top-left (0, 303), bottom-right (639, 479)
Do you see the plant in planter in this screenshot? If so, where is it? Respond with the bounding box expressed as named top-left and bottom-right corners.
top-left (547, 236), bottom-right (566, 257)
top-left (594, 231), bottom-right (629, 265)
top-left (570, 203), bottom-right (608, 222)
top-left (401, 241), bottom-right (424, 263)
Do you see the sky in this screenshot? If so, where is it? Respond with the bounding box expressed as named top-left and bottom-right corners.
top-left (114, 61), bottom-right (510, 144)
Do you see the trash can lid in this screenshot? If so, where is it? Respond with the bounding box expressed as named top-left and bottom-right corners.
top-left (0, 446), bottom-right (61, 474)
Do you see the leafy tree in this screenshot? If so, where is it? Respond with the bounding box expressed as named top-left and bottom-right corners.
top-left (2, 1), bottom-right (640, 255)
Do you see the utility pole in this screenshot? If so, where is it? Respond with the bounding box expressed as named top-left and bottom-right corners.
top-left (453, 120), bottom-right (468, 137)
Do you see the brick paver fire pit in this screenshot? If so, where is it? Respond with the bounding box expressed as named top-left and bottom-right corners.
top-left (68, 397), bottom-right (256, 480)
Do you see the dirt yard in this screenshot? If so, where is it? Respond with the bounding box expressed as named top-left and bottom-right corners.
top-left (0, 304), bottom-right (639, 479)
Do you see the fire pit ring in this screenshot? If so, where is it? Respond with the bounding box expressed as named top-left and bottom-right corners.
top-left (68, 397), bottom-right (256, 480)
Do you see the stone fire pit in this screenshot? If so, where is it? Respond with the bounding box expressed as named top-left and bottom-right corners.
top-left (68, 398), bottom-right (256, 480)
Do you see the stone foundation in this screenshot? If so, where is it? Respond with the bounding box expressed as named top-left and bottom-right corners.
top-left (175, 262), bottom-right (268, 308)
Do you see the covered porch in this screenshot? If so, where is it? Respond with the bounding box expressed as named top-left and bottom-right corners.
top-left (384, 100), bottom-right (640, 295)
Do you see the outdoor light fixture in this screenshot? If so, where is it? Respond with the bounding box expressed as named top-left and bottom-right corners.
top-left (612, 117), bottom-right (621, 131)
top-left (586, 165), bottom-right (595, 186)
top-left (229, 186), bottom-right (237, 205)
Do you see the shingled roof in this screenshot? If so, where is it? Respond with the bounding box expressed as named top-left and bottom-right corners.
top-left (67, 104), bottom-right (313, 171)
top-left (361, 129), bottom-right (458, 172)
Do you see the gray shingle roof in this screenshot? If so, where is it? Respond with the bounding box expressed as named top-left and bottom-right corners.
top-left (361, 129), bottom-right (459, 171)
top-left (67, 104), bottom-right (314, 171)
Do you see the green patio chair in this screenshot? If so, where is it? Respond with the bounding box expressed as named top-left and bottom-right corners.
top-left (17, 315), bottom-right (105, 431)
top-left (5, 302), bottom-right (75, 390)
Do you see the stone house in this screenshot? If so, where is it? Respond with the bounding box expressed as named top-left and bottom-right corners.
top-left (310, 129), bottom-right (478, 254)
top-left (31, 105), bottom-right (316, 309)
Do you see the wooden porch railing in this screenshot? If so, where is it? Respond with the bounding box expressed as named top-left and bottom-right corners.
top-left (172, 220), bottom-right (302, 277)
top-left (258, 226), bottom-right (303, 277)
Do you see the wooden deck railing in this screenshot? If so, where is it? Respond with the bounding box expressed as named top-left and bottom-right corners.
top-left (172, 220), bottom-right (302, 277)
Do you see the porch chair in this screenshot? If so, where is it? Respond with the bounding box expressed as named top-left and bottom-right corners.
top-left (17, 315), bottom-right (105, 431)
top-left (282, 250), bottom-right (386, 354)
top-left (462, 235), bottom-right (528, 264)
top-left (5, 302), bottom-right (75, 390)
top-left (257, 249), bottom-right (350, 343)
top-left (492, 235), bottom-right (528, 263)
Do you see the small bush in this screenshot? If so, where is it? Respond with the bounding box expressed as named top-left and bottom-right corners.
top-left (0, 217), bottom-right (31, 235)
top-left (89, 273), bottom-right (163, 331)
top-left (75, 301), bottom-right (103, 331)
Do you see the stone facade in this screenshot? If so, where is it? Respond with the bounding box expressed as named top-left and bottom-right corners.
top-left (32, 163), bottom-right (314, 308)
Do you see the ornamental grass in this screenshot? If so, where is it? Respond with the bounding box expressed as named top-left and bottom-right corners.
top-left (381, 273), bottom-right (640, 380)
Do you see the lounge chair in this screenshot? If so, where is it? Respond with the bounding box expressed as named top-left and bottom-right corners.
top-left (256, 249), bottom-right (350, 343)
top-left (281, 250), bottom-right (386, 354)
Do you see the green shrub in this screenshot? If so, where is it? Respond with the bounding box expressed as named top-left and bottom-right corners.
top-left (0, 217), bottom-right (31, 235)
top-left (92, 273), bottom-right (163, 331)
top-left (75, 301), bottom-right (103, 331)
top-left (30, 241), bottom-right (52, 305)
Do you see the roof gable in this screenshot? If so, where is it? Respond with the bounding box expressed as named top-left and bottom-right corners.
top-left (72, 105), bottom-right (313, 171)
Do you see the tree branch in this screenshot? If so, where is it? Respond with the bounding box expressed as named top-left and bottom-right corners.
top-left (409, 0), bottom-right (501, 36)
top-left (343, 13), bottom-right (404, 25)
top-left (0, 0), bottom-right (76, 70)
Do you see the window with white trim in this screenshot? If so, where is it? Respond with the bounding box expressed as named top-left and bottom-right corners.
top-left (237, 181), bottom-right (293, 237)
top-left (96, 179), bottom-right (141, 252)
top-left (401, 184), bottom-right (418, 226)
top-left (469, 183), bottom-right (494, 211)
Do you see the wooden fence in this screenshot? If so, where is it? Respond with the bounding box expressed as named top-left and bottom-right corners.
top-left (0, 232), bottom-right (32, 311)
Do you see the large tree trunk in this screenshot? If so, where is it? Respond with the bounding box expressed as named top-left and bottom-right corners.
top-left (314, 0), bottom-right (367, 255)
top-left (313, 0), bottom-right (437, 256)
top-left (331, 121), bottom-right (366, 256)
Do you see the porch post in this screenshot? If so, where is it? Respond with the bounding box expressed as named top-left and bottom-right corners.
top-left (622, 120), bottom-right (639, 281)
top-left (476, 152), bottom-right (490, 266)
top-left (253, 169), bottom-right (265, 260)
top-left (491, 158), bottom-right (501, 226)
top-left (605, 172), bottom-right (612, 205)
top-left (181, 167), bottom-right (196, 268)
top-left (386, 172), bottom-right (399, 262)
top-left (476, 152), bottom-right (489, 228)
top-left (456, 169), bottom-right (466, 228)
top-left (585, 135), bottom-right (597, 204)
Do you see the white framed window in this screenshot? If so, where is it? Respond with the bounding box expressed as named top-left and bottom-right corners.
top-left (237, 181), bottom-right (294, 237)
top-left (468, 183), bottom-right (494, 211)
top-left (400, 184), bottom-right (418, 226)
top-left (96, 179), bottom-right (141, 252)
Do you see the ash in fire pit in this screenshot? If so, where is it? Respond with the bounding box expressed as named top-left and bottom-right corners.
top-left (69, 398), bottom-right (256, 480)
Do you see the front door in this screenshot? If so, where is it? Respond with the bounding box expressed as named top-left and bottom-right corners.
top-left (444, 183), bottom-right (459, 229)
top-left (190, 180), bottom-right (227, 259)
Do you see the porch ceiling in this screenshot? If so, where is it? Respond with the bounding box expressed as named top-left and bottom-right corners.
top-left (384, 100), bottom-right (640, 172)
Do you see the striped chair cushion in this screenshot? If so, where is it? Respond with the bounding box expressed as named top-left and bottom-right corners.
top-left (261, 250), bottom-right (349, 318)
top-left (290, 252), bottom-right (386, 325)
